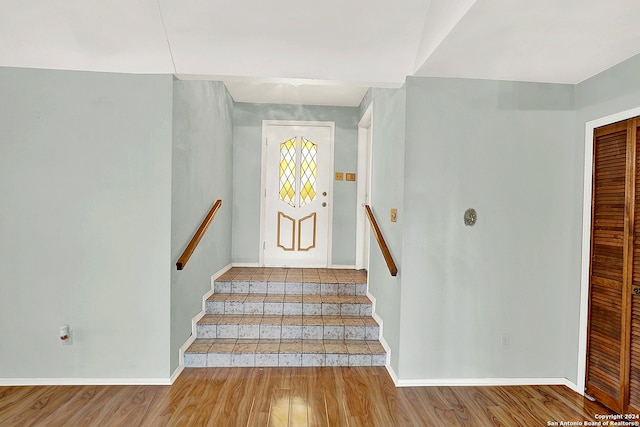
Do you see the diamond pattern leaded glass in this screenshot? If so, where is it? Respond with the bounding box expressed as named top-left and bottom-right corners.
top-left (300, 138), bottom-right (317, 207)
top-left (279, 138), bottom-right (296, 207)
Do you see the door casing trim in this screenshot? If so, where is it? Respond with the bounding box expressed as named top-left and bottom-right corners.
top-left (356, 103), bottom-right (373, 270)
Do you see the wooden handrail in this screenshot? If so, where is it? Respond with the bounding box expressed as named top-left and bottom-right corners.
top-left (176, 199), bottom-right (222, 270)
top-left (364, 205), bottom-right (398, 277)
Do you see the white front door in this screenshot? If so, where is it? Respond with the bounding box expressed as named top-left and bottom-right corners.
top-left (261, 121), bottom-right (334, 267)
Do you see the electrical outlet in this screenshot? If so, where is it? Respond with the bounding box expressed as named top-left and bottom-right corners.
top-left (500, 334), bottom-right (511, 349)
top-left (335, 172), bottom-right (344, 181)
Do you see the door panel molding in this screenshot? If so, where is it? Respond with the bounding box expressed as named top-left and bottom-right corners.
top-left (277, 212), bottom-right (296, 251)
top-left (298, 212), bottom-right (317, 251)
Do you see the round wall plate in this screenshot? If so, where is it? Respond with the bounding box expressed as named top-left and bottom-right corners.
top-left (464, 208), bottom-right (477, 226)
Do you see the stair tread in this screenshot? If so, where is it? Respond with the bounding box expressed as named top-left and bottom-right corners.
top-left (198, 314), bottom-right (379, 326)
top-left (207, 293), bottom-right (371, 303)
top-left (217, 267), bottom-right (367, 284)
top-left (186, 338), bottom-right (386, 355)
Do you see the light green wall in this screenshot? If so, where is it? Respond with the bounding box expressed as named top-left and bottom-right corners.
top-left (0, 68), bottom-right (173, 379)
top-left (576, 54), bottom-right (640, 113)
top-left (3, 51), bottom-right (639, 382)
top-left (170, 80), bottom-right (234, 372)
top-left (399, 78), bottom-right (577, 380)
top-left (232, 103), bottom-right (359, 266)
top-left (362, 78), bottom-right (582, 381)
top-left (360, 54), bottom-right (640, 383)
top-left (359, 87), bottom-right (405, 373)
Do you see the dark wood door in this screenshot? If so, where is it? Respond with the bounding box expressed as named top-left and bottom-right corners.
top-left (586, 120), bottom-right (634, 413)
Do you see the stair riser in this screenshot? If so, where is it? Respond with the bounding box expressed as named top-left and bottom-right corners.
top-left (206, 301), bottom-right (372, 317)
top-left (185, 353), bottom-right (386, 368)
top-left (196, 324), bottom-right (379, 341)
top-left (214, 281), bottom-right (367, 296)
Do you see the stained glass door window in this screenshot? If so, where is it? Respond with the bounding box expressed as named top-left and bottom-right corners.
top-left (300, 138), bottom-right (317, 207)
top-left (279, 137), bottom-right (296, 207)
top-left (278, 136), bottom-right (318, 208)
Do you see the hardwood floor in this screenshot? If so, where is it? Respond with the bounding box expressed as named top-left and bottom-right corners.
top-left (0, 367), bottom-right (614, 426)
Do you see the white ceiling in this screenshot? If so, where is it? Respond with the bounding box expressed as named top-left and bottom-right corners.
top-left (415, 0), bottom-right (640, 84)
top-left (1, 0), bottom-right (639, 106)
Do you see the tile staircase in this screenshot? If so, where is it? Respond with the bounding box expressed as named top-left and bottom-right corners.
top-left (184, 267), bottom-right (387, 367)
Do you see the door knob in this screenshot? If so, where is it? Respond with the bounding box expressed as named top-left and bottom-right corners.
top-left (322, 192), bottom-right (327, 196)
top-left (322, 202), bottom-right (327, 207)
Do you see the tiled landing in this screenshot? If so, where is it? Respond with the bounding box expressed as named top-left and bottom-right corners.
top-left (184, 267), bottom-right (387, 367)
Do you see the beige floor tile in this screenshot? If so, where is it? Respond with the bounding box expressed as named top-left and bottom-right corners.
top-left (232, 343), bottom-right (258, 353)
top-left (324, 342), bottom-right (348, 353)
top-left (281, 316), bottom-right (303, 325)
top-left (256, 342), bottom-right (280, 353)
top-left (346, 342), bottom-right (370, 354)
top-left (302, 294), bottom-right (322, 303)
top-left (210, 342), bottom-right (236, 352)
top-left (341, 318), bottom-right (364, 326)
top-left (302, 341), bottom-right (325, 354)
top-left (280, 340), bottom-right (303, 352)
top-left (322, 317), bottom-right (344, 326)
top-left (366, 341), bottom-right (386, 353)
top-left (260, 315), bottom-right (283, 325)
top-left (302, 316), bottom-right (323, 325)
top-left (186, 340), bottom-right (214, 353)
top-left (361, 317), bottom-right (379, 326)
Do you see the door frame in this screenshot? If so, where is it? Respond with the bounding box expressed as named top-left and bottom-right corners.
top-left (356, 103), bottom-right (374, 270)
top-left (578, 106), bottom-right (640, 395)
top-left (259, 120), bottom-right (335, 267)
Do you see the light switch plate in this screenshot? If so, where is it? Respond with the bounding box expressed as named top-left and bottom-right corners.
top-left (391, 208), bottom-right (397, 223)
top-left (346, 173), bottom-right (356, 181)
